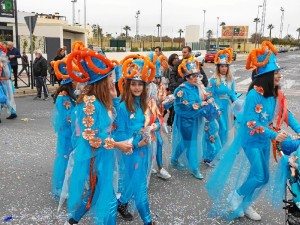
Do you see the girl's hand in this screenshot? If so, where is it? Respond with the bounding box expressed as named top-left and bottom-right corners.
top-left (275, 131), bottom-right (288, 142)
top-left (151, 123), bottom-right (157, 131)
top-left (138, 137), bottom-right (148, 148)
top-left (201, 101), bottom-right (208, 107)
top-left (115, 142), bottom-right (133, 154)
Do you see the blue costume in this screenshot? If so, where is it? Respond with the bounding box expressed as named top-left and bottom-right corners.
top-left (0, 46), bottom-right (17, 119)
top-left (202, 99), bottom-right (222, 164)
top-left (62, 47), bottom-right (119, 225)
top-left (171, 59), bottom-right (206, 179)
top-left (207, 49), bottom-right (237, 146)
top-left (115, 98), bottom-right (154, 224)
top-left (148, 54), bottom-right (171, 178)
top-left (51, 61), bottom-right (76, 199)
top-left (115, 56), bottom-right (156, 225)
top-left (51, 92), bottom-right (75, 198)
top-left (205, 42), bottom-right (300, 221)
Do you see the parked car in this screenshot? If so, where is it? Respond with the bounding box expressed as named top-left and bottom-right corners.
top-left (289, 47), bottom-right (299, 51)
top-left (204, 50), bottom-right (217, 63)
top-left (193, 51), bottom-right (205, 65)
top-left (278, 46), bottom-right (288, 53)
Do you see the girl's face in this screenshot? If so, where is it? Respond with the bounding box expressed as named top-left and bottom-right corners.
top-left (107, 74), bottom-right (114, 89)
top-left (186, 74), bottom-right (199, 86)
top-left (219, 64), bottom-right (228, 75)
top-left (274, 70), bottom-right (282, 87)
top-left (130, 80), bottom-right (144, 96)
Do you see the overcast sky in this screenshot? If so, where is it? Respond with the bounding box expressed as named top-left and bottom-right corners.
top-left (18, 0), bottom-right (300, 39)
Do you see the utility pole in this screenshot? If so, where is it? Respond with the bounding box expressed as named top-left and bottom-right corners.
top-left (71, 0), bottom-right (77, 26)
top-left (202, 10), bottom-right (206, 40)
top-left (160, 0), bottom-right (162, 47)
top-left (216, 17), bottom-right (219, 49)
top-left (255, 5), bottom-right (262, 48)
top-left (13, 0), bottom-right (20, 49)
top-left (279, 7), bottom-right (284, 39)
top-left (260, 0), bottom-right (267, 35)
top-left (84, 0), bottom-right (86, 29)
top-left (135, 10), bottom-right (140, 42)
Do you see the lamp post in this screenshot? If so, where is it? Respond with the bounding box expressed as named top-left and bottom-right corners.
top-left (71, 0), bottom-right (77, 26)
top-left (203, 10), bottom-right (206, 40)
top-left (216, 17), bottom-right (219, 49)
top-left (255, 5), bottom-right (262, 48)
top-left (279, 7), bottom-right (284, 39)
top-left (84, 0), bottom-right (86, 29)
top-left (160, 0), bottom-right (162, 47)
top-left (135, 10), bottom-right (141, 42)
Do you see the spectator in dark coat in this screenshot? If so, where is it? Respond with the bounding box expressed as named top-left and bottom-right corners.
top-left (168, 46), bottom-right (208, 92)
top-left (33, 49), bottom-right (49, 100)
top-left (6, 41), bottom-right (21, 89)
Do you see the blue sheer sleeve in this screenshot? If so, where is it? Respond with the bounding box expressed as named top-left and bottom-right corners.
top-left (288, 111), bottom-right (300, 134)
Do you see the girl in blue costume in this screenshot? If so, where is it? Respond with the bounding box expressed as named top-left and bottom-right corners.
top-left (202, 96), bottom-right (222, 167)
top-left (205, 41), bottom-right (300, 222)
top-left (114, 55), bottom-right (156, 225)
top-left (0, 45), bottom-right (17, 122)
top-left (63, 48), bottom-right (132, 225)
top-left (171, 58), bottom-right (207, 179)
top-left (51, 59), bottom-right (76, 199)
top-left (207, 48), bottom-right (237, 147)
top-left (148, 52), bottom-right (171, 180)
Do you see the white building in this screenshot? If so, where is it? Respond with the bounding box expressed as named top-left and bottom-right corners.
top-left (0, 11), bottom-right (88, 60)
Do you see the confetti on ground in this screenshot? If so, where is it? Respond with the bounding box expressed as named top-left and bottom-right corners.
top-left (3, 215), bottom-right (13, 222)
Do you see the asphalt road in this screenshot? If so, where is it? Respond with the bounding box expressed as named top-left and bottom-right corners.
top-left (1, 51), bottom-right (300, 225)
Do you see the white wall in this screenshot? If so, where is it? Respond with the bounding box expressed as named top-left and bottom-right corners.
top-left (185, 25), bottom-right (200, 43)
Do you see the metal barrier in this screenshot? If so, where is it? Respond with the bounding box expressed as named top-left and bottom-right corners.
top-left (13, 61), bottom-right (55, 89)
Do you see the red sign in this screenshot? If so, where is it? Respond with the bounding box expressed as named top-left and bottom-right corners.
top-left (221, 26), bottom-right (249, 39)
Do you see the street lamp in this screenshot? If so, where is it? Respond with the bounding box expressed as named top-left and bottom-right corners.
top-left (135, 10), bottom-right (141, 42)
top-left (203, 10), bottom-right (206, 40)
top-left (160, 0), bottom-right (162, 47)
top-left (254, 5), bottom-right (262, 48)
top-left (71, 0), bottom-right (77, 26)
top-left (279, 7), bottom-right (285, 39)
top-left (216, 17), bottom-right (219, 49)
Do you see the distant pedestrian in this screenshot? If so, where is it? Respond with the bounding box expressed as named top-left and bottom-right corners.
top-left (52, 48), bottom-right (66, 86)
top-left (18, 52), bottom-right (29, 76)
top-left (33, 49), bottom-right (49, 100)
top-left (6, 41), bottom-right (21, 89)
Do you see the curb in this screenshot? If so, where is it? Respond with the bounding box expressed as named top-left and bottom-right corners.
top-left (14, 85), bottom-right (58, 98)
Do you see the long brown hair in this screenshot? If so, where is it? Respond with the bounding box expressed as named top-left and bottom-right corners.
top-left (120, 79), bottom-right (148, 113)
top-left (214, 65), bottom-right (233, 87)
top-left (53, 82), bottom-right (76, 103)
top-left (77, 77), bottom-right (112, 110)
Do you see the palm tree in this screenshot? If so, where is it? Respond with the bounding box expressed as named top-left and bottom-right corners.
top-left (297, 28), bottom-right (300, 43)
top-left (156, 24), bottom-right (161, 37)
top-left (220, 22), bottom-right (226, 27)
top-left (123, 25), bottom-right (131, 38)
top-left (267, 24), bottom-right (274, 41)
top-left (178, 29), bottom-right (184, 39)
top-left (254, 18), bottom-right (260, 47)
top-left (206, 30), bottom-right (213, 39)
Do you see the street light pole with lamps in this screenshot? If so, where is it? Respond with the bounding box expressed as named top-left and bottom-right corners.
top-left (255, 5), bottom-right (262, 48)
top-left (216, 17), bottom-right (219, 49)
top-left (203, 10), bottom-right (206, 40)
top-left (160, 0), bottom-right (162, 47)
top-left (135, 10), bottom-right (141, 42)
top-left (279, 7), bottom-right (284, 39)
